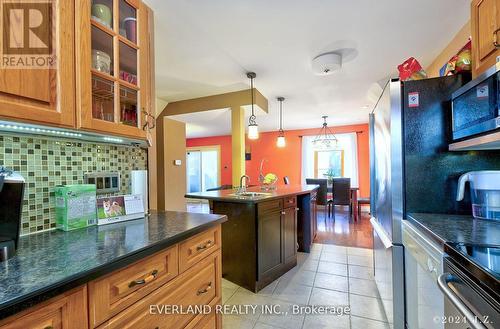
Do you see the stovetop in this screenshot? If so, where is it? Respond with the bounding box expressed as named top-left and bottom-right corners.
top-left (445, 242), bottom-right (500, 298)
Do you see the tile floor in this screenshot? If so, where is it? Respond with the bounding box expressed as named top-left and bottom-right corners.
top-left (221, 244), bottom-right (391, 329)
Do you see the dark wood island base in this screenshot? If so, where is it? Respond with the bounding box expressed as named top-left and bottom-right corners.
top-left (186, 185), bottom-right (319, 292)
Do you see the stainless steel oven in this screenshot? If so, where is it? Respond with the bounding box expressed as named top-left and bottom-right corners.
top-left (451, 59), bottom-right (499, 140)
top-left (439, 246), bottom-right (500, 329)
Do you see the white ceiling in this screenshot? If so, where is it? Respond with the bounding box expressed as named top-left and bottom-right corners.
top-left (145, 0), bottom-right (470, 138)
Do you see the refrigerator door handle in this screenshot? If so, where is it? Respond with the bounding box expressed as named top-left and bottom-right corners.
top-left (370, 217), bottom-right (393, 249)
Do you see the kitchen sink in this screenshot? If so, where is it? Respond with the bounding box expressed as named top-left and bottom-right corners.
top-left (229, 192), bottom-right (272, 198)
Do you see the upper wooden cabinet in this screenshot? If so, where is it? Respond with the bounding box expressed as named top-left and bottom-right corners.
top-left (471, 0), bottom-right (500, 77)
top-left (76, 0), bottom-right (154, 139)
top-left (0, 0), bottom-right (75, 127)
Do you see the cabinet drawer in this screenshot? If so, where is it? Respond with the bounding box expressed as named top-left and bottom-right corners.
top-left (179, 225), bottom-right (221, 273)
top-left (258, 199), bottom-right (283, 215)
top-left (89, 245), bottom-right (179, 327)
top-left (284, 196), bottom-right (297, 209)
top-left (186, 311), bottom-right (220, 329)
top-left (0, 286), bottom-right (87, 329)
top-left (98, 250), bottom-right (221, 329)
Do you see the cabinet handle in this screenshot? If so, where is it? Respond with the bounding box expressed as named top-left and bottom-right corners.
top-left (197, 282), bottom-right (212, 295)
top-left (494, 28), bottom-right (500, 48)
top-left (295, 207), bottom-right (300, 212)
top-left (128, 269), bottom-right (159, 288)
top-left (142, 109), bottom-right (156, 130)
top-left (281, 211), bottom-right (286, 215)
top-left (196, 240), bottom-right (213, 251)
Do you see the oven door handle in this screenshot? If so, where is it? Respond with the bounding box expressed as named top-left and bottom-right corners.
top-left (437, 273), bottom-right (487, 329)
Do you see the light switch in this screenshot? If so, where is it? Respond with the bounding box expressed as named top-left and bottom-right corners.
top-left (174, 159), bottom-right (182, 166)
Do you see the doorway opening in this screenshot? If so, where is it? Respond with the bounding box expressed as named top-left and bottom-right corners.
top-left (186, 146), bottom-right (221, 193)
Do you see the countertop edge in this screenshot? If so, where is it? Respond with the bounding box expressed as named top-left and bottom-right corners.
top-left (405, 214), bottom-right (446, 246)
top-left (185, 187), bottom-right (319, 204)
top-left (0, 215), bottom-right (227, 319)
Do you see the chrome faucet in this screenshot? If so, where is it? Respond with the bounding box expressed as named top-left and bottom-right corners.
top-left (238, 175), bottom-right (250, 193)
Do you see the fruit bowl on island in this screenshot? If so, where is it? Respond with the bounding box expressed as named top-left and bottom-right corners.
top-left (260, 173), bottom-right (278, 191)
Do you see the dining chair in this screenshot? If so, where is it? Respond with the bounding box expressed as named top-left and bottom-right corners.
top-left (305, 178), bottom-right (332, 221)
top-left (283, 176), bottom-right (290, 185)
top-left (331, 178), bottom-right (351, 218)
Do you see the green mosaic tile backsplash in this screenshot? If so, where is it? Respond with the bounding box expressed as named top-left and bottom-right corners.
top-left (0, 133), bottom-right (148, 235)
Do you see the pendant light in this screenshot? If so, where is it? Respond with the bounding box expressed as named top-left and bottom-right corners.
top-left (247, 72), bottom-right (259, 140)
top-left (276, 97), bottom-right (286, 147)
top-left (312, 116), bottom-right (338, 150)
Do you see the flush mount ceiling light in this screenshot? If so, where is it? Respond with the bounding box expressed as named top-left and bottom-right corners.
top-left (247, 72), bottom-right (259, 140)
top-left (312, 52), bottom-right (342, 76)
top-left (313, 116), bottom-right (338, 150)
top-left (276, 97), bottom-right (286, 148)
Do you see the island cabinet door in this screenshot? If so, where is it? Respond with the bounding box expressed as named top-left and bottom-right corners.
top-left (258, 200), bottom-right (283, 279)
top-left (282, 205), bottom-right (297, 264)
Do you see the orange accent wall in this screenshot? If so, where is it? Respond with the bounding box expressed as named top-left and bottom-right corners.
top-left (186, 123), bottom-right (370, 197)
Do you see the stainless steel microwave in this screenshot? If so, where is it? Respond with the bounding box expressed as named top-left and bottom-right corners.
top-left (451, 59), bottom-right (499, 141)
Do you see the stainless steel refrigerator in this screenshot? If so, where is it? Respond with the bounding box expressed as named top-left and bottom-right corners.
top-left (368, 74), bottom-right (477, 329)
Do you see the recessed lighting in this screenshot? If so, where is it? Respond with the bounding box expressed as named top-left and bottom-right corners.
top-left (361, 105), bottom-right (370, 109)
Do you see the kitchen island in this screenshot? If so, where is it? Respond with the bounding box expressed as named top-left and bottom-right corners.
top-left (186, 184), bottom-right (319, 292)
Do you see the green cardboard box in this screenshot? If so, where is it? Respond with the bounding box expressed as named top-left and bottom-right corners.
top-left (55, 184), bottom-right (97, 231)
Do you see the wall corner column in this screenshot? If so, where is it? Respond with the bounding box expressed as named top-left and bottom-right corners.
top-left (231, 106), bottom-right (246, 187)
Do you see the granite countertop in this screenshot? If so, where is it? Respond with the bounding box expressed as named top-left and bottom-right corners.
top-left (0, 211), bottom-right (227, 318)
top-left (185, 184), bottom-right (319, 203)
top-left (407, 213), bottom-right (500, 246)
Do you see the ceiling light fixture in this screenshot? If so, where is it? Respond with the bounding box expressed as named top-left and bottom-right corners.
top-left (247, 72), bottom-right (259, 140)
top-left (276, 97), bottom-right (286, 148)
top-left (313, 116), bottom-right (338, 150)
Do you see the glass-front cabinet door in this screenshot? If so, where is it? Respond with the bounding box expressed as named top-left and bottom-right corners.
top-left (76, 0), bottom-right (153, 139)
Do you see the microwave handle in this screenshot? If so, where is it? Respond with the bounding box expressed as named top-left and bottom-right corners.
top-left (437, 273), bottom-right (487, 329)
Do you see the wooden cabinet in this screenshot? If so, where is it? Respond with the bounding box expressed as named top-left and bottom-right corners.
top-left (88, 245), bottom-right (179, 328)
top-left (0, 0), bottom-right (75, 127)
top-left (0, 225), bottom-right (222, 329)
top-left (311, 191), bottom-right (318, 241)
top-left (258, 202), bottom-right (283, 279)
top-left (0, 287), bottom-right (87, 329)
top-left (0, 0), bottom-right (154, 140)
top-left (97, 250), bottom-right (221, 329)
top-left (257, 198), bottom-right (298, 281)
top-left (75, 0), bottom-right (154, 139)
top-left (471, 0), bottom-right (500, 77)
top-left (179, 226), bottom-right (221, 273)
top-left (282, 205), bottom-right (297, 264)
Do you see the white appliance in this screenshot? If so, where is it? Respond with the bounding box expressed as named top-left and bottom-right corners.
top-left (131, 170), bottom-right (148, 214)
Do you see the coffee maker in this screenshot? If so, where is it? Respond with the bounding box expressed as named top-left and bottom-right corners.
top-left (0, 167), bottom-right (25, 262)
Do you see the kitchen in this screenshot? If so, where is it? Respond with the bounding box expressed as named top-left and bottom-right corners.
top-left (1, 1), bottom-right (500, 329)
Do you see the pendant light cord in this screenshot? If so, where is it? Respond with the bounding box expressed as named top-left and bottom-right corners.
top-left (279, 98), bottom-right (284, 133)
top-left (249, 75), bottom-right (256, 125)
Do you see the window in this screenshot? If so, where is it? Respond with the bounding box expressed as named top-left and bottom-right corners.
top-left (314, 150), bottom-right (344, 179)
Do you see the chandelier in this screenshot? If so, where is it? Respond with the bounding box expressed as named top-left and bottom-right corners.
top-left (312, 116), bottom-right (338, 150)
